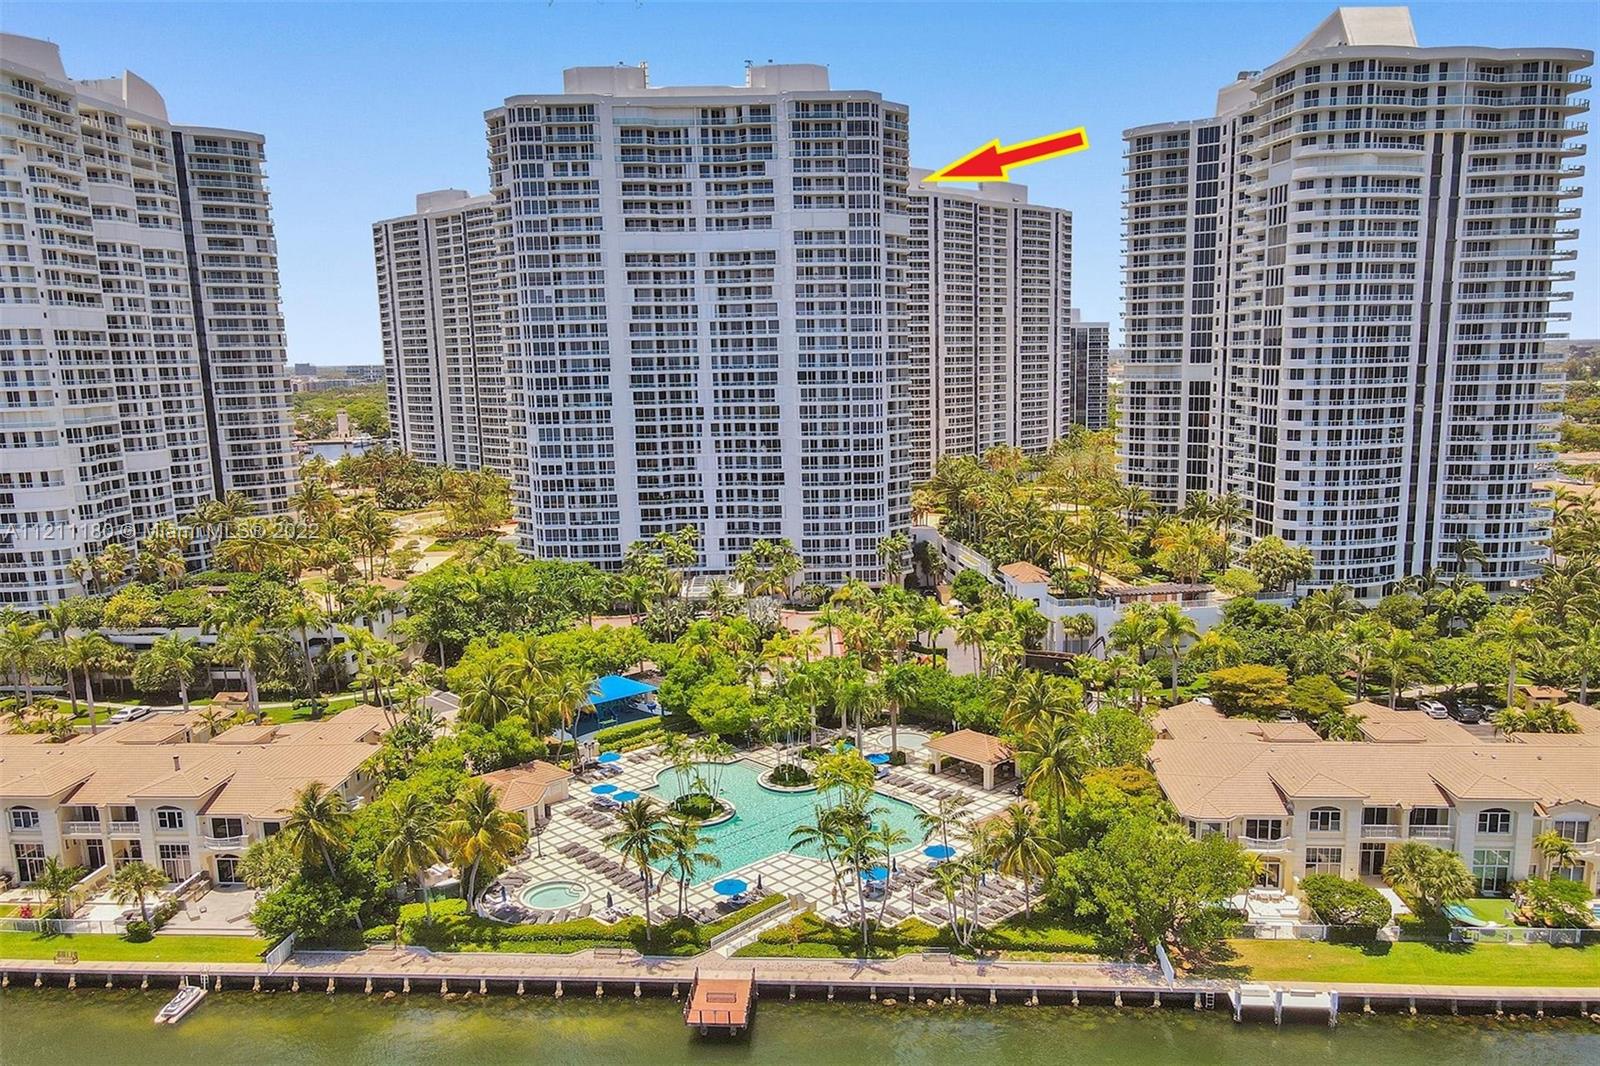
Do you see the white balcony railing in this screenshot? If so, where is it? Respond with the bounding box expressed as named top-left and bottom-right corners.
top-left (1239, 835), bottom-right (1291, 849)
top-left (108, 821), bottom-right (140, 836)
top-left (1408, 825), bottom-right (1454, 840)
top-left (61, 821), bottom-right (102, 836)
top-left (1360, 824), bottom-right (1402, 839)
top-left (202, 835), bottom-right (246, 850)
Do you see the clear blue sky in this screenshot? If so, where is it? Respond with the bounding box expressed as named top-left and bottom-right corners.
top-left (8, 1), bottom-right (1596, 364)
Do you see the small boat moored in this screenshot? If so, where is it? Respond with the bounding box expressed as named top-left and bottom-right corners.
top-left (154, 982), bottom-right (208, 1025)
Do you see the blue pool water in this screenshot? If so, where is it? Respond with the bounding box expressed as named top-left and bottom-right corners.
top-left (643, 760), bottom-right (927, 881)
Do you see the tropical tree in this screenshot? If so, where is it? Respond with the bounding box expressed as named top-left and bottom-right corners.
top-left (130, 634), bottom-right (208, 715)
top-left (604, 798), bottom-right (671, 938)
top-left (1374, 628), bottom-right (1429, 710)
top-left (281, 782), bottom-right (350, 881)
top-left (1150, 603), bottom-right (1198, 699)
top-left (1534, 829), bottom-right (1581, 874)
top-left (1014, 715), bottom-right (1088, 812)
top-left (0, 620), bottom-right (48, 708)
top-left (664, 821), bottom-right (720, 916)
top-left (377, 792), bottom-right (444, 923)
top-left (34, 857), bottom-right (85, 918)
top-left (982, 803), bottom-right (1056, 917)
top-left (1382, 841), bottom-right (1475, 912)
top-left (278, 600), bottom-right (327, 696)
top-left (58, 632), bottom-right (125, 734)
top-left (107, 860), bottom-right (167, 923)
top-left (212, 620), bottom-right (283, 722)
top-left (1483, 607), bottom-right (1545, 708)
top-left (445, 779), bottom-right (528, 906)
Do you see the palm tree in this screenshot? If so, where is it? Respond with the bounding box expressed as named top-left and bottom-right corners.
top-left (131, 634), bottom-right (207, 715)
top-left (0, 620), bottom-right (48, 708)
top-left (1014, 715), bottom-right (1087, 812)
top-left (378, 792), bottom-right (444, 923)
top-left (107, 860), bottom-right (167, 923)
top-left (34, 857), bottom-right (84, 918)
top-left (835, 819), bottom-right (882, 953)
top-left (539, 668), bottom-right (595, 767)
top-left (211, 620), bottom-right (282, 722)
top-left (1485, 607), bottom-right (1545, 708)
top-left (1383, 841), bottom-right (1475, 912)
top-left (1374, 628), bottom-right (1429, 710)
top-left (604, 798), bottom-right (671, 938)
top-left (445, 779), bottom-right (528, 905)
top-left (664, 821), bottom-right (720, 916)
top-left (932, 860), bottom-right (970, 944)
top-left (1533, 829), bottom-right (1581, 875)
top-left (915, 794), bottom-right (970, 857)
top-left (59, 632), bottom-right (124, 735)
top-left (983, 803), bottom-right (1056, 918)
top-left (278, 600), bottom-right (326, 696)
top-left (1150, 602), bottom-right (1198, 699)
top-left (281, 782), bottom-right (350, 880)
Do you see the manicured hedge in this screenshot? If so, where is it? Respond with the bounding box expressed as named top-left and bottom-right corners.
top-left (737, 910), bottom-right (1104, 960)
top-left (393, 893), bottom-right (785, 956)
top-left (1301, 874), bottom-right (1391, 928)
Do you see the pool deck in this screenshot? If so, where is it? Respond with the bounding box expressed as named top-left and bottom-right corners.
top-left (516, 742), bottom-right (1016, 927)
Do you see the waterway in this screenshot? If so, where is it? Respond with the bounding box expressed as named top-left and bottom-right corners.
top-left (1, 989), bottom-right (1597, 1065)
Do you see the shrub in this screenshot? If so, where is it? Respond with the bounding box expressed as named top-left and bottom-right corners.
top-left (124, 919), bottom-right (153, 942)
top-left (670, 792), bottom-right (723, 819)
top-left (1517, 877), bottom-right (1592, 927)
top-left (887, 750), bottom-right (908, 767)
top-left (1300, 874), bottom-right (1391, 928)
top-left (1206, 664), bottom-right (1290, 719)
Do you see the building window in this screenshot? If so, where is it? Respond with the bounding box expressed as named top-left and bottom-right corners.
top-left (1244, 818), bottom-right (1283, 841)
top-left (209, 817), bottom-right (243, 839)
top-left (156, 807), bottom-right (185, 831)
top-left (214, 855), bottom-right (243, 885)
top-left (1552, 817), bottom-right (1589, 843)
top-left (8, 807), bottom-right (39, 831)
top-left (1304, 847), bottom-right (1343, 875)
top-left (157, 844), bottom-right (191, 881)
top-left (1551, 863), bottom-right (1585, 883)
top-left (1472, 848), bottom-right (1512, 895)
top-left (12, 843), bottom-right (46, 883)
top-left (1477, 808), bottom-right (1512, 835)
top-left (1308, 807), bottom-right (1342, 833)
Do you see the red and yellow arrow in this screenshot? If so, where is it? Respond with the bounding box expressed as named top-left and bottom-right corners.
top-left (924, 127), bottom-right (1090, 183)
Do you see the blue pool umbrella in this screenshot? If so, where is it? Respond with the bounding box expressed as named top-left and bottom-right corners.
top-left (923, 844), bottom-right (955, 860)
top-left (589, 783), bottom-right (617, 795)
top-left (598, 751), bottom-right (622, 764)
top-left (612, 790), bottom-right (640, 803)
top-left (866, 753), bottom-right (890, 766)
top-left (713, 878), bottom-right (749, 896)
top-left (859, 866), bottom-right (889, 883)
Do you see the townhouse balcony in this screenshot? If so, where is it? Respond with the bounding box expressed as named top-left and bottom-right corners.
top-left (203, 835), bottom-right (247, 850)
top-left (1408, 825), bottom-right (1455, 841)
top-left (1360, 824), bottom-right (1403, 840)
top-left (108, 821), bottom-right (140, 836)
top-left (61, 821), bottom-right (102, 836)
top-left (1239, 835), bottom-right (1291, 850)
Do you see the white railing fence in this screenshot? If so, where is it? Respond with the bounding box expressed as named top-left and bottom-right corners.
top-left (264, 932), bottom-right (295, 973)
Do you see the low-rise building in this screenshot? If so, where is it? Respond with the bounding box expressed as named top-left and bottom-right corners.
top-left (0, 706), bottom-right (391, 887)
top-left (1149, 701), bottom-right (1600, 895)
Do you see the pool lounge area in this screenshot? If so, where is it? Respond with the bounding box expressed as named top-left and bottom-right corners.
top-left (480, 740), bottom-right (1022, 928)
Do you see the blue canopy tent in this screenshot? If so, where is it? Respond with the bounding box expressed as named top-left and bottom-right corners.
top-left (559, 674), bottom-right (662, 740)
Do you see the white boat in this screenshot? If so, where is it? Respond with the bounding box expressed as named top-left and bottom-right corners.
top-left (154, 983), bottom-right (208, 1025)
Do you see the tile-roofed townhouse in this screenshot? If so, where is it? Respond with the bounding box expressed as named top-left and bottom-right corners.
top-left (1148, 702), bottom-right (1600, 895)
top-left (0, 706), bottom-right (390, 886)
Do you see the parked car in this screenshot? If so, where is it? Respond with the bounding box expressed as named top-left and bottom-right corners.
top-left (1417, 699), bottom-right (1450, 719)
top-left (1449, 704), bottom-right (1488, 724)
top-left (107, 705), bottom-right (153, 724)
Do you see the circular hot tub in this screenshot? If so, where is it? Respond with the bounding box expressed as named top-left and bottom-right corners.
top-left (518, 879), bottom-right (588, 911)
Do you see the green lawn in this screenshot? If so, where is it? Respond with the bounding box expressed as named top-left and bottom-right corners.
top-left (1461, 897), bottom-right (1518, 925)
top-left (0, 932), bottom-right (269, 964)
top-left (1209, 939), bottom-right (1600, 987)
top-left (259, 695), bottom-right (362, 724)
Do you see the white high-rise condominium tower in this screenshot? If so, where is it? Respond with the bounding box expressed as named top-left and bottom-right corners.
top-left (0, 35), bottom-right (296, 608)
top-left (485, 64), bottom-right (910, 584)
top-left (1121, 7), bottom-right (1589, 596)
top-left (906, 172), bottom-right (1100, 481)
top-left (373, 189), bottom-right (508, 474)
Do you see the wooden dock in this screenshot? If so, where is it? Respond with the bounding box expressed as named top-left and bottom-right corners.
top-left (684, 969), bottom-right (755, 1036)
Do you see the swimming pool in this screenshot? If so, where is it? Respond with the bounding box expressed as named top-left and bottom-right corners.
top-left (643, 759), bottom-right (927, 882)
top-left (519, 880), bottom-right (588, 911)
